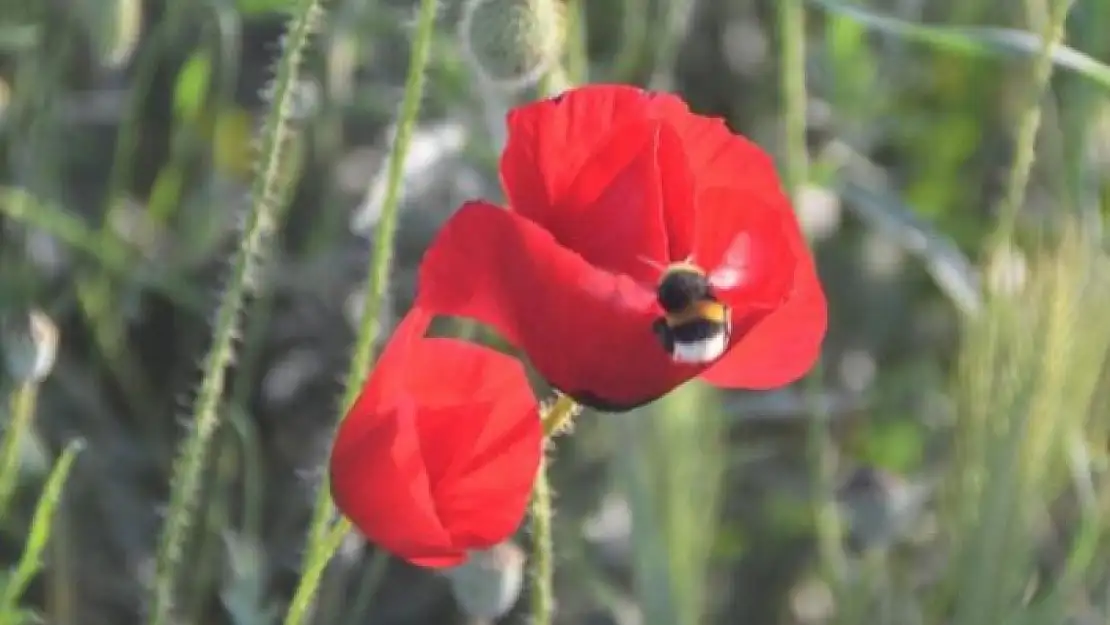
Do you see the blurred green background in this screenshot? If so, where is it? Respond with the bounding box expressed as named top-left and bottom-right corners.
top-left (1, 0), bottom-right (1110, 624)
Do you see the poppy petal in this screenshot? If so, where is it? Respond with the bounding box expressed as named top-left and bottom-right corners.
top-left (541, 120), bottom-right (676, 282)
top-left (644, 91), bottom-right (785, 259)
top-left (699, 208), bottom-right (827, 389)
top-left (399, 335), bottom-right (542, 500)
top-left (408, 343), bottom-right (541, 546)
top-left (694, 187), bottom-right (796, 313)
top-left (330, 402), bottom-right (462, 567)
top-left (644, 91), bottom-right (781, 200)
top-left (417, 201), bottom-right (698, 411)
top-left (329, 310), bottom-right (461, 568)
top-left (500, 84), bottom-right (654, 227)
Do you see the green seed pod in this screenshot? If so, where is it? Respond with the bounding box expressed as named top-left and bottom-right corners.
top-left (459, 0), bottom-right (566, 90)
top-left (1, 309), bottom-right (59, 384)
top-left (442, 541), bottom-right (525, 620)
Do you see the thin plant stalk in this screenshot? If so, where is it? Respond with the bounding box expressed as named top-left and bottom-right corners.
top-left (530, 394), bottom-right (580, 625)
top-left (281, 1), bottom-right (440, 623)
top-left (988, 0), bottom-right (1075, 251)
top-left (147, 1), bottom-right (325, 622)
top-left (529, 458), bottom-right (555, 625)
top-left (0, 382), bottom-right (39, 518)
top-left (780, 0), bottom-right (848, 594)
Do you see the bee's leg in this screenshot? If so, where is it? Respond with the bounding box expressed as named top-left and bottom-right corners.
top-left (651, 317), bottom-right (674, 353)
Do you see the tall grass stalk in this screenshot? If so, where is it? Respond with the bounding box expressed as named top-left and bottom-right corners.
top-left (281, 0), bottom-right (439, 623)
top-left (989, 0), bottom-right (1075, 251)
top-left (147, 2), bottom-right (326, 623)
top-left (780, 0), bottom-right (848, 596)
top-left (940, 222), bottom-right (1110, 625)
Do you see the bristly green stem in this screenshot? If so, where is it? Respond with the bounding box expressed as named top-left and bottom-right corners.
top-left (147, 2), bottom-right (325, 623)
top-left (530, 394), bottom-right (579, 625)
top-left (529, 458), bottom-right (555, 625)
top-left (281, 1), bottom-right (440, 623)
top-left (989, 0), bottom-right (1074, 252)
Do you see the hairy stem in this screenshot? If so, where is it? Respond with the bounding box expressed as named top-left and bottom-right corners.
top-left (147, 2), bottom-right (324, 623)
top-left (530, 394), bottom-right (579, 625)
top-left (529, 458), bottom-right (555, 625)
top-left (281, 1), bottom-right (439, 623)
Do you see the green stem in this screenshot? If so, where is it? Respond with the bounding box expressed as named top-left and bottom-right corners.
top-left (281, 1), bottom-right (439, 623)
top-left (989, 0), bottom-right (1074, 251)
top-left (530, 394), bottom-right (579, 625)
top-left (781, 0), bottom-right (849, 598)
top-left (0, 383), bottom-right (39, 519)
top-left (529, 458), bottom-right (555, 625)
top-left (779, 0), bottom-right (808, 194)
top-left (147, 2), bottom-right (324, 622)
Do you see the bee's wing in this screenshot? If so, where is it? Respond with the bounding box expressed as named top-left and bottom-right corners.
top-left (706, 233), bottom-right (751, 291)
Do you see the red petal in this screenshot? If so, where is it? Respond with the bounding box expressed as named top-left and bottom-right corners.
top-left (399, 336), bottom-right (542, 547)
top-left (329, 403), bottom-right (463, 567)
top-left (417, 201), bottom-right (698, 411)
top-left (405, 340), bottom-right (541, 547)
top-left (694, 187), bottom-right (796, 313)
top-left (644, 91), bottom-right (784, 259)
top-left (542, 120), bottom-right (675, 282)
top-left (500, 84), bottom-right (653, 227)
top-left (329, 310), bottom-right (465, 567)
top-left (645, 92), bottom-right (781, 199)
top-left (699, 201), bottom-right (827, 389)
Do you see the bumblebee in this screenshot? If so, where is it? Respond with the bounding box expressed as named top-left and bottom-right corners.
top-left (651, 262), bottom-right (732, 364)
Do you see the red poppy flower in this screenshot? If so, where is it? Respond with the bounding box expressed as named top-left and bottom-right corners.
top-left (416, 83), bottom-right (827, 411)
top-left (328, 307), bottom-right (543, 568)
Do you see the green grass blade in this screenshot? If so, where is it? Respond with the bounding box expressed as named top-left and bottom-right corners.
top-left (0, 441), bottom-right (84, 623)
top-left (808, 0), bottom-right (1110, 90)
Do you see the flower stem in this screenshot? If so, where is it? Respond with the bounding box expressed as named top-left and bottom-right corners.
top-left (541, 393), bottom-right (579, 436)
top-left (530, 394), bottom-right (579, 625)
top-left (147, 2), bottom-right (323, 622)
top-left (529, 457), bottom-right (555, 625)
top-left (281, 0), bottom-right (439, 623)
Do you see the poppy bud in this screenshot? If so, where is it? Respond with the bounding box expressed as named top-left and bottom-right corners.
top-left (459, 0), bottom-right (565, 89)
top-left (329, 308), bottom-right (543, 568)
top-left (442, 541), bottom-right (526, 619)
top-left (1, 308), bottom-right (59, 384)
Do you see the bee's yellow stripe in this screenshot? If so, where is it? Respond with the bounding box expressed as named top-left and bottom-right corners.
top-left (666, 299), bottom-right (728, 326)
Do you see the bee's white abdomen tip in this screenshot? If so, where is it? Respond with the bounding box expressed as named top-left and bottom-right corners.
top-left (670, 334), bottom-right (728, 364)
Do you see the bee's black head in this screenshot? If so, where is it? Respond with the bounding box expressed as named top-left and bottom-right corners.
top-left (656, 267), bottom-right (710, 313)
